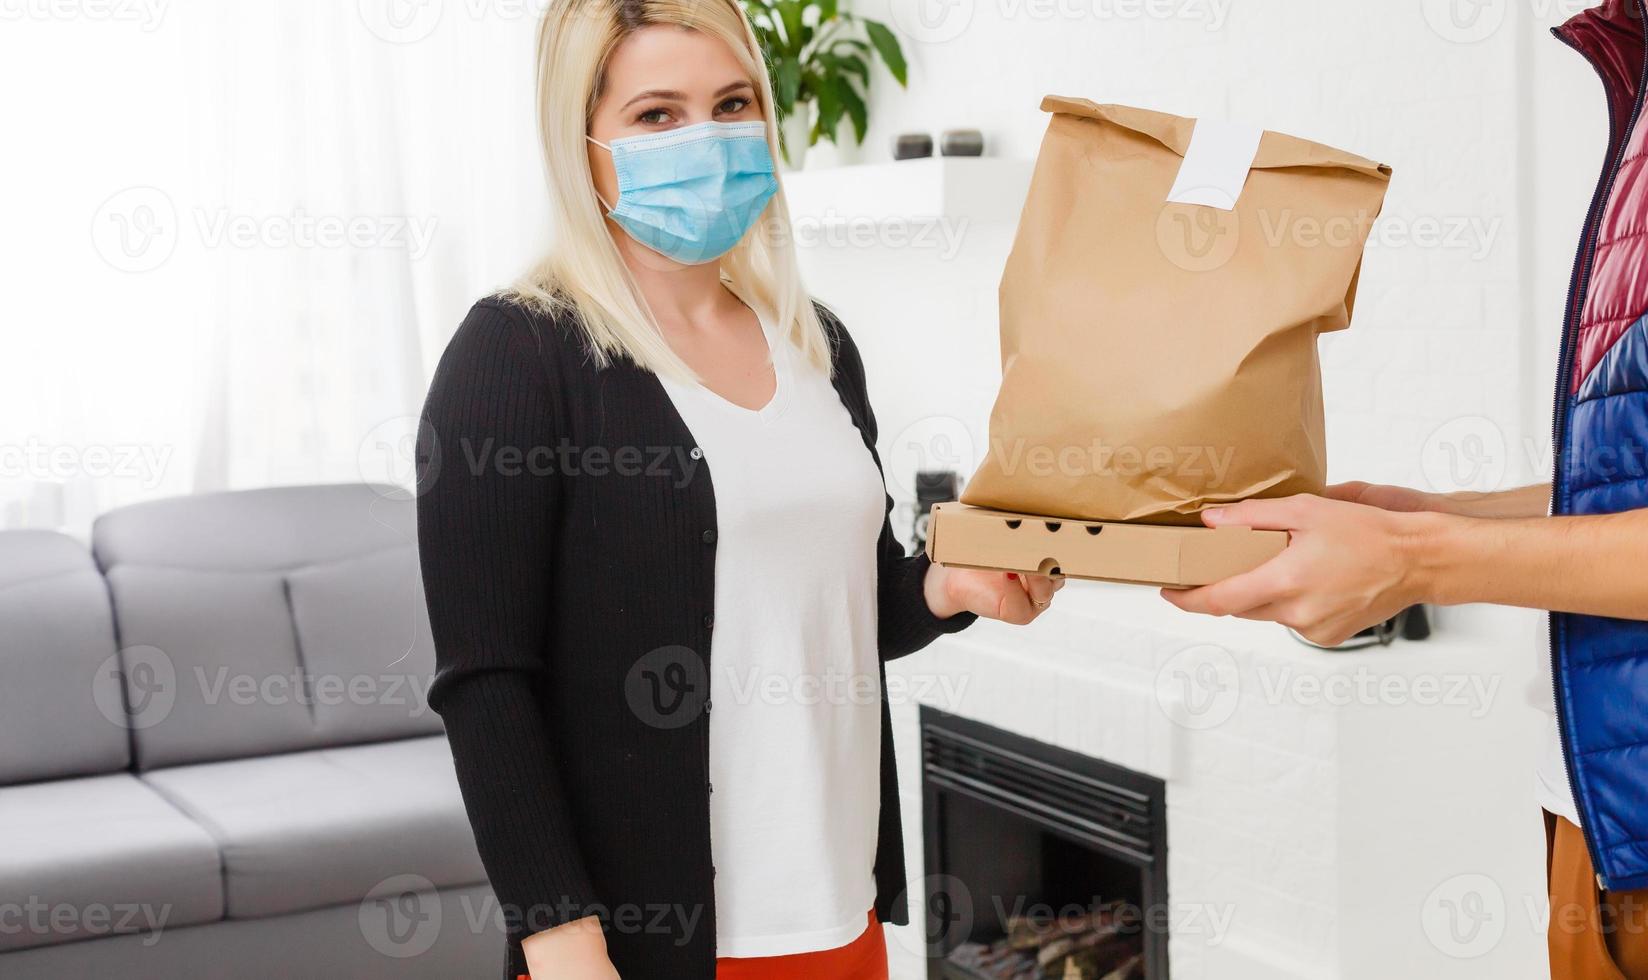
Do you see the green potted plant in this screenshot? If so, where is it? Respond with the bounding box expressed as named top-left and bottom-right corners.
top-left (740, 0), bottom-right (908, 169)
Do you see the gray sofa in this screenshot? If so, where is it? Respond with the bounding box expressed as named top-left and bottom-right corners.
top-left (0, 484), bottom-right (505, 978)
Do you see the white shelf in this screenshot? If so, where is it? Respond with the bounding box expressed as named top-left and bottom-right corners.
top-left (780, 157), bottom-right (1034, 227)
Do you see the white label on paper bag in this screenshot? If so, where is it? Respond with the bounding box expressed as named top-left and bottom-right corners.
top-left (1165, 118), bottom-right (1263, 211)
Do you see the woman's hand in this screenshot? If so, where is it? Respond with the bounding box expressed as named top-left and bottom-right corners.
top-left (521, 916), bottom-right (621, 979)
top-left (925, 562), bottom-right (1065, 625)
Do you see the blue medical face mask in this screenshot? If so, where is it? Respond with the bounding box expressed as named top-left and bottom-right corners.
top-left (588, 120), bottom-right (778, 265)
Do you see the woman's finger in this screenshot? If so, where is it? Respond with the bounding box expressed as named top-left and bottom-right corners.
top-left (995, 578), bottom-right (1037, 625)
top-left (1022, 573), bottom-right (1057, 607)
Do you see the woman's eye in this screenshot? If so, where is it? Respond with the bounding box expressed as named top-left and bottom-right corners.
top-left (715, 96), bottom-right (753, 116)
top-left (636, 108), bottom-right (672, 125)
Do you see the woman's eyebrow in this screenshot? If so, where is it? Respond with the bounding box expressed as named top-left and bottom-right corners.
top-left (619, 88), bottom-right (687, 110)
top-left (619, 80), bottom-right (755, 112)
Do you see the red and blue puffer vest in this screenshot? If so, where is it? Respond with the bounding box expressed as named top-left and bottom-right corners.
top-left (1553, 0), bottom-right (1648, 891)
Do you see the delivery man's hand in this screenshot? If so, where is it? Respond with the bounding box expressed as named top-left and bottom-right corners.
top-left (1159, 494), bottom-right (1424, 647)
top-left (926, 563), bottom-right (1065, 626)
top-left (1161, 488), bottom-right (1648, 641)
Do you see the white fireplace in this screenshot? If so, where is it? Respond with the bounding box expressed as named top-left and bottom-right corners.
top-left (884, 588), bottom-right (1546, 979)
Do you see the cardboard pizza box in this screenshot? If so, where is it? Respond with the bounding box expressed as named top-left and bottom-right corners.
top-left (925, 501), bottom-right (1287, 589)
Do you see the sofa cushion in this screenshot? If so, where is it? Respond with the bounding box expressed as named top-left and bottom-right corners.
top-left (0, 774), bottom-right (223, 951)
top-left (286, 547), bottom-right (442, 744)
top-left (101, 565), bottom-right (319, 769)
top-left (91, 485), bottom-right (438, 769)
top-left (92, 483), bottom-right (416, 572)
top-left (0, 531), bottom-right (128, 784)
top-left (140, 736), bottom-right (485, 919)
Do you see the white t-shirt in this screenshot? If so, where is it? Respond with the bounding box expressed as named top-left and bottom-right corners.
top-left (1535, 622), bottom-right (1580, 826)
top-left (1537, 713), bottom-right (1580, 826)
top-left (656, 297), bottom-right (889, 957)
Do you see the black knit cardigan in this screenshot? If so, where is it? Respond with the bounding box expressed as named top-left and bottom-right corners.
top-left (414, 296), bottom-right (976, 978)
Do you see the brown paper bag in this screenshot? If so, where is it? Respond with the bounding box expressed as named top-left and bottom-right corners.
top-left (961, 96), bottom-right (1391, 525)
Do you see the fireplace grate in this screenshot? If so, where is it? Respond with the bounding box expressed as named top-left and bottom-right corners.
top-left (921, 722), bottom-right (1159, 867)
top-left (920, 707), bottom-right (1169, 978)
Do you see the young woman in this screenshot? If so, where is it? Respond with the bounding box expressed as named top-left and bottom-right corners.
top-left (415, 0), bottom-right (1062, 976)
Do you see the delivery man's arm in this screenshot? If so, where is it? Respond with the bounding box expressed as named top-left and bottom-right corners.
top-left (1160, 485), bottom-right (1648, 646)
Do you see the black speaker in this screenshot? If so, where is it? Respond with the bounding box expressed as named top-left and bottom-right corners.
top-left (913, 470), bottom-right (958, 552)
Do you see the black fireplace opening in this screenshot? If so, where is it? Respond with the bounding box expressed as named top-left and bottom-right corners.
top-left (919, 706), bottom-right (1168, 980)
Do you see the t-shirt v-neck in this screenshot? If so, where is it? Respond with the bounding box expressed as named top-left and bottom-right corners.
top-left (659, 302), bottom-right (790, 424)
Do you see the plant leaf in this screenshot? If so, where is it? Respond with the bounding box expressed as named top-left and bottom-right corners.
top-left (813, 79), bottom-right (842, 146)
top-left (833, 75), bottom-right (867, 144)
top-left (819, 0), bottom-right (837, 22)
top-left (776, 58), bottom-right (801, 114)
top-left (821, 50), bottom-right (869, 84)
top-left (862, 18), bottom-right (907, 87)
top-left (775, 0), bottom-right (805, 53)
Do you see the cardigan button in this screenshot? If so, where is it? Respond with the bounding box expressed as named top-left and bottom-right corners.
top-left (689, 447), bottom-right (703, 460)
top-left (703, 614), bottom-right (714, 629)
top-left (701, 529), bottom-right (717, 545)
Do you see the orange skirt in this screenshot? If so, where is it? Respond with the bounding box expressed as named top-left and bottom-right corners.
top-left (1547, 811), bottom-right (1648, 979)
top-left (715, 911), bottom-right (888, 980)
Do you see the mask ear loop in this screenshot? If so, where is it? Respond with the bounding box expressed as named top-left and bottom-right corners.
top-left (586, 135), bottom-right (617, 214)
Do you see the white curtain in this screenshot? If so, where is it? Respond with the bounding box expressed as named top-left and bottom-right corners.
top-left (0, 0), bottom-right (551, 536)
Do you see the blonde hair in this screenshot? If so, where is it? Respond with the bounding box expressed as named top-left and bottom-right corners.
top-left (506, 0), bottom-right (831, 380)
